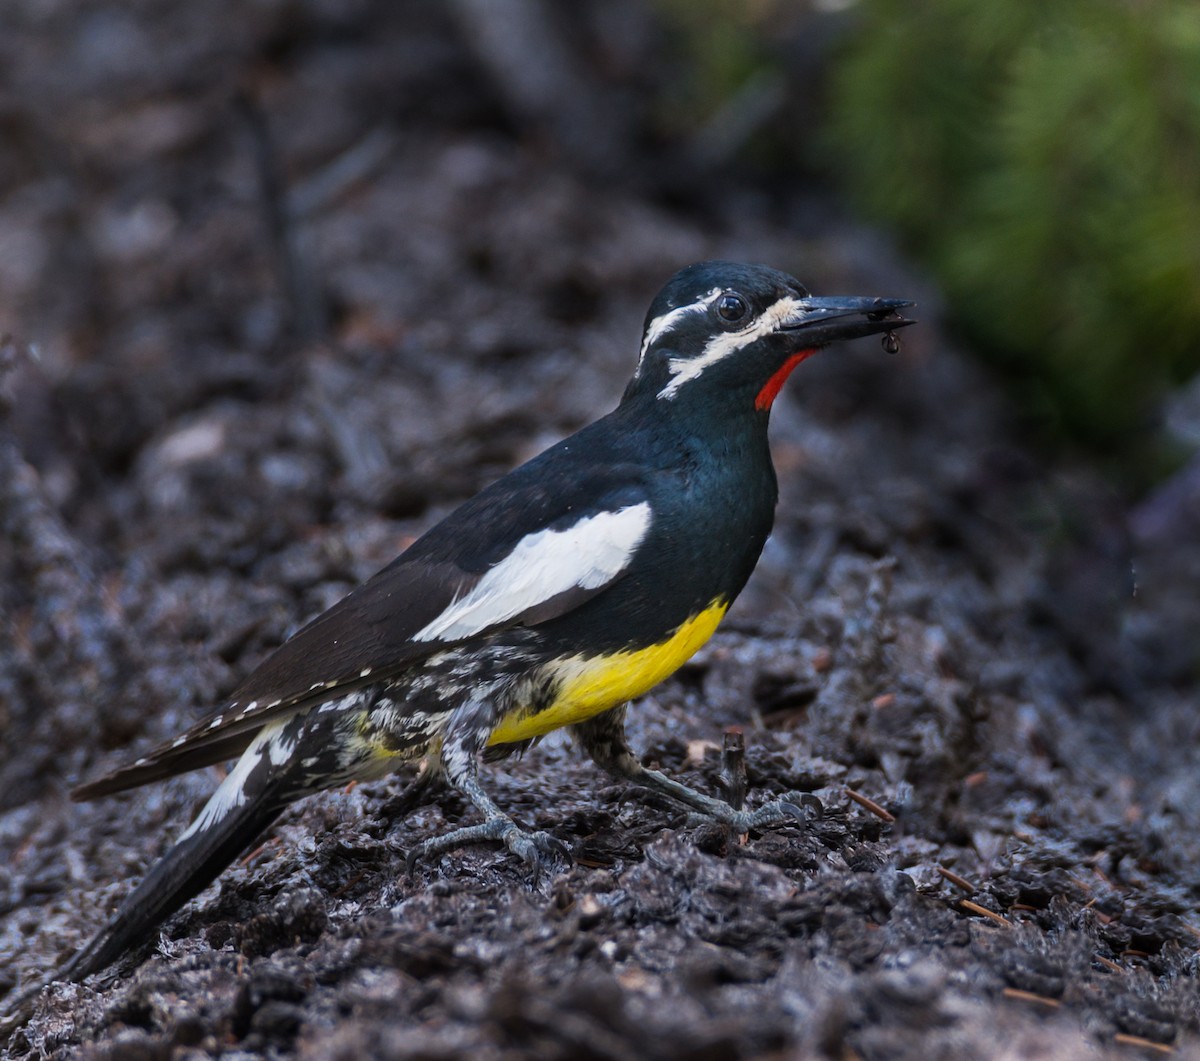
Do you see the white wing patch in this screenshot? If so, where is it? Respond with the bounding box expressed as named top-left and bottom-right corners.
top-left (639, 288), bottom-right (723, 360)
top-left (658, 295), bottom-right (806, 400)
top-left (177, 719), bottom-right (295, 841)
top-left (413, 502), bottom-right (652, 643)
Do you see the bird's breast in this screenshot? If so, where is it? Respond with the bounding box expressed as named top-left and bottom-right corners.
top-left (486, 599), bottom-right (729, 745)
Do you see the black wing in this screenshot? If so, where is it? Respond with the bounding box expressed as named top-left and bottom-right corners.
top-left (74, 442), bottom-right (652, 800)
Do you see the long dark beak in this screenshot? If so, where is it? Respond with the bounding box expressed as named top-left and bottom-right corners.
top-left (780, 296), bottom-right (916, 346)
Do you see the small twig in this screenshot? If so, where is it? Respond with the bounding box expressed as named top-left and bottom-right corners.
top-left (936, 866), bottom-right (976, 893)
top-left (330, 871), bottom-right (368, 900)
top-left (239, 836), bottom-right (280, 868)
top-left (720, 727), bottom-right (747, 812)
top-left (1094, 954), bottom-right (1123, 974)
top-left (844, 787), bottom-right (895, 824)
top-left (1113, 1033), bottom-right (1174, 1054)
top-left (1002, 988), bottom-right (1060, 1008)
top-left (959, 899), bottom-right (1010, 928)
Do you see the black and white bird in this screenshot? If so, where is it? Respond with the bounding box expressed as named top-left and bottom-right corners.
top-left (61, 260), bottom-right (914, 981)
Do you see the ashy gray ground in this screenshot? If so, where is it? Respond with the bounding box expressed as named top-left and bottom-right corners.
top-left (2, 3), bottom-right (1200, 1058)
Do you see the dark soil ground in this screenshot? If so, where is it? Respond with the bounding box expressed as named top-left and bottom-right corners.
top-left (3, 3), bottom-right (1200, 1058)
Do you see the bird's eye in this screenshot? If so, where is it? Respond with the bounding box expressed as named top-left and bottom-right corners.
top-left (716, 293), bottom-right (748, 323)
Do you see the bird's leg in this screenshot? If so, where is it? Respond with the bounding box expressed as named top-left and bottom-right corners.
top-left (405, 699), bottom-right (568, 878)
top-left (574, 707), bottom-right (805, 832)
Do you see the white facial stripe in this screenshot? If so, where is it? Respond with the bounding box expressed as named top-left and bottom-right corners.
top-left (657, 295), bottom-right (806, 400)
top-left (413, 502), bottom-right (652, 643)
top-left (177, 720), bottom-right (295, 841)
top-left (639, 288), bottom-right (723, 359)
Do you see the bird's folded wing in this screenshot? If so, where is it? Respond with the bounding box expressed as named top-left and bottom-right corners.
top-left (73, 463), bottom-right (653, 800)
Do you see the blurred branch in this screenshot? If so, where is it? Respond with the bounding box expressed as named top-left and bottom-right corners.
top-left (291, 127), bottom-right (397, 219)
top-left (686, 68), bottom-right (787, 171)
top-left (236, 92), bottom-right (327, 347)
top-left (447, 0), bottom-right (628, 175)
top-left (0, 340), bottom-right (139, 805)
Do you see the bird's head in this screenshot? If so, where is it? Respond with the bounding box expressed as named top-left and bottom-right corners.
top-left (625, 261), bottom-right (914, 412)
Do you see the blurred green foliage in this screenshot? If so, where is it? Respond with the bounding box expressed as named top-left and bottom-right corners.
top-left (654, 0), bottom-right (768, 119)
top-left (827, 0), bottom-right (1200, 444)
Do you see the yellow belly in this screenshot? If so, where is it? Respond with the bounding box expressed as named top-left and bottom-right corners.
top-left (487, 600), bottom-right (729, 746)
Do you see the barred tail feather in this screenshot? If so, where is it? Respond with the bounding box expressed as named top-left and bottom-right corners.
top-left (59, 722), bottom-right (297, 982)
top-left (59, 797), bottom-right (286, 982)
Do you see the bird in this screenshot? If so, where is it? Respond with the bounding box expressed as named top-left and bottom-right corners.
top-left (58, 260), bottom-right (914, 983)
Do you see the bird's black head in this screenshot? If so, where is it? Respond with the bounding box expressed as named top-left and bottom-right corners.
top-left (624, 261), bottom-right (914, 412)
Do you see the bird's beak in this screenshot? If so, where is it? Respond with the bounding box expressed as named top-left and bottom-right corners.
top-left (779, 296), bottom-right (916, 346)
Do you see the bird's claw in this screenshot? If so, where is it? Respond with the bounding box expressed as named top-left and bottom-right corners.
top-left (406, 816), bottom-right (570, 882)
top-left (685, 790), bottom-right (819, 833)
top-left (504, 828), bottom-right (570, 885)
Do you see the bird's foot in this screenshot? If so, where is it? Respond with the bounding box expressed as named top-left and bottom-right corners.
top-left (406, 814), bottom-right (569, 883)
top-left (684, 790), bottom-right (817, 833)
top-left (633, 767), bottom-right (817, 834)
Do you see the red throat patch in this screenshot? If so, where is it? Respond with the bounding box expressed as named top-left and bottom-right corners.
top-left (755, 349), bottom-right (816, 411)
